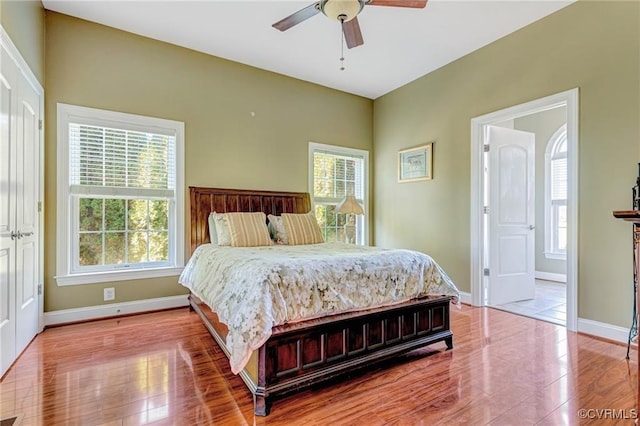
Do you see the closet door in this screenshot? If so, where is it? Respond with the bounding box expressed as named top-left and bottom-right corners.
top-left (15, 70), bottom-right (40, 355)
top-left (0, 43), bottom-right (17, 377)
top-left (0, 33), bottom-right (41, 378)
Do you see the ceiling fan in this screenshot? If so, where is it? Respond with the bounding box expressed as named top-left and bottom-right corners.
top-left (272, 0), bottom-right (428, 49)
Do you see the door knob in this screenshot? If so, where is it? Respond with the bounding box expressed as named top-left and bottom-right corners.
top-left (20, 231), bottom-right (34, 237)
top-left (10, 231), bottom-right (18, 240)
top-left (529, 225), bottom-right (535, 230)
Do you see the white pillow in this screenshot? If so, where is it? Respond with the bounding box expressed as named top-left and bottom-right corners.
top-left (207, 212), bottom-right (218, 244)
top-left (267, 214), bottom-right (289, 244)
top-left (211, 212), bottom-right (231, 246)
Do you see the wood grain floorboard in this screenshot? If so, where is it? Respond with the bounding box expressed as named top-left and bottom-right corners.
top-left (0, 305), bottom-right (636, 425)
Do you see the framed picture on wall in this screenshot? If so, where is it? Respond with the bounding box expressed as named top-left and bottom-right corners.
top-left (398, 142), bottom-right (433, 183)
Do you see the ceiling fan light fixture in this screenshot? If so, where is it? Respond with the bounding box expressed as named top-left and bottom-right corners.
top-left (320, 0), bottom-right (364, 22)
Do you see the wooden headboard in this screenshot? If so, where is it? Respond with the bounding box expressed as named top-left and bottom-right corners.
top-left (189, 187), bottom-right (311, 254)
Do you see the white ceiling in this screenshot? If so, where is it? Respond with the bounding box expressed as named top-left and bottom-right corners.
top-left (41, 0), bottom-right (575, 99)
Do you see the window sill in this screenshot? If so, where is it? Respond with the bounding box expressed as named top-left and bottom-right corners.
top-left (56, 266), bottom-right (184, 286)
top-left (544, 252), bottom-right (567, 261)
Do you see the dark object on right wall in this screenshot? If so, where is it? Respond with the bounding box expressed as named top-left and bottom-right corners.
top-left (611, 162), bottom-right (640, 359)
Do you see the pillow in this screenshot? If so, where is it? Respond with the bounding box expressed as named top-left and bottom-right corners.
top-left (207, 212), bottom-right (218, 244)
top-left (267, 214), bottom-right (289, 245)
top-left (281, 212), bottom-right (324, 245)
top-left (225, 212), bottom-right (273, 247)
top-left (267, 220), bottom-right (277, 242)
top-left (211, 212), bottom-right (231, 246)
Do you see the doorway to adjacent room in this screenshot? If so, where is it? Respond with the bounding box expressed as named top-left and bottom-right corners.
top-left (470, 89), bottom-right (578, 330)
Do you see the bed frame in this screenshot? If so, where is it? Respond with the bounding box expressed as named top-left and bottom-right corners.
top-left (188, 186), bottom-right (454, 416)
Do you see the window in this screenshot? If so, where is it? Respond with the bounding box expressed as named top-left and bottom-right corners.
top-left (545, 124), bottom-right (567, 260)
top-left (309, 142), bottom-right (369, 245)
top-left (56, 104), bottom-right (184, 285)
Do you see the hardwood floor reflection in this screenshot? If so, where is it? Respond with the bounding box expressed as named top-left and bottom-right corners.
top-left (0, 305), bottom-right (636, 425)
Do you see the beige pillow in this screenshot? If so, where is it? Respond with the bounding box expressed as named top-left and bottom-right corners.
top-left (226, 212), bottom-right (272, 247)
top-left (211, 212), bottom-right (231, 246)
top-left (281, 212), bottom-right (324, 245)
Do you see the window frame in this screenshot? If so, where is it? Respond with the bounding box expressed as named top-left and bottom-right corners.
top-left (56, 103), bottom-right (185, 285)
top-left (544, 124), bottom-right (567, 260)
top-left (308, 142), bottom-right (369, 245)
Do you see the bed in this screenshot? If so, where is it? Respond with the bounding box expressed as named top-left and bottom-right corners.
top-left (182, 186), bottom-right (459, 416)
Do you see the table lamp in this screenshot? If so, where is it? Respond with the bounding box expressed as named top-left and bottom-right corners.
top-left (336, 195), bottom-right (364, 244)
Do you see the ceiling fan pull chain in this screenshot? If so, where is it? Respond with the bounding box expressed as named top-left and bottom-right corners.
top-left (340, 15), bottom-right (345, 71)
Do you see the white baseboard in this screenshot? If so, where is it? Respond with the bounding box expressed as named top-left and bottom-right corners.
top-left (535, 271), bottom-right (566, 283)
top-left (456, 289), bottom-right (628, 344)
top-left (578, 318), bottom-right (630, 344)
top-left (41, 293), bottom-right (632, 347)
top-left (44, 295), bottom-right (189, 327)
top-left (458, 291), bottom-right (472, 305)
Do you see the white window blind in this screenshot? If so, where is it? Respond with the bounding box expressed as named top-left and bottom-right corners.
top-left (313, 150), bottom-right (364, 201)
top-left (551, 156), bottom-right (567, 201)
top-left (69, 124), bottom-right (176, 198)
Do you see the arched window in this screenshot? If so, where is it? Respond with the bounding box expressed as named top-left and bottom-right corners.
top-left (545, 124), bottom-right (567, 259)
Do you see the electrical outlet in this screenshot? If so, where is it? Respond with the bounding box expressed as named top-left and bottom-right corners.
top-left (104, 287), bottom-right (115, 301)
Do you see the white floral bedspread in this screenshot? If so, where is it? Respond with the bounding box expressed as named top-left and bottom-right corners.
top-left (178, 242), bottom-right (459, 374)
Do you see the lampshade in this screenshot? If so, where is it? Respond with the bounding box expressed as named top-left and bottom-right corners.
top-left (320, 0), bottom-right (364, 22)
top-left (336, 195), bottom-right (364, 215)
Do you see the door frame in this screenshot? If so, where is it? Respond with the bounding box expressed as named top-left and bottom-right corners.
top-left (1, 26), bottom-right (45, 332)
top-left (470, 88), bottom-right (579, 332)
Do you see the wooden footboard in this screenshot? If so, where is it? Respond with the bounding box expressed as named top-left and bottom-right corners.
top-left (189, 294), bottom-right (453, 416)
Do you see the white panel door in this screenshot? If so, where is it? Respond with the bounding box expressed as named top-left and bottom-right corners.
top-left (488, 126), bottom-right (536, 305)
top-left (15, 70), bottom-right (40, 356)
top-left (0, 33), bottom-right (42, 378)
top-left (0, 44), bottom-right (17, 378)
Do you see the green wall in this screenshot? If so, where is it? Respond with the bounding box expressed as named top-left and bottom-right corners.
top-left (9, 0), bottom-right (640, 329)
top-left (0, 0), bottom-right (45, 85)
top-left (373, 0), bottom-right (640, 328)
top-left (44, 12), bottom-right (373, 311)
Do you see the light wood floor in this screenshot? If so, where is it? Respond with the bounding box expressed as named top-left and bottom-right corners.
top-left (0, 304), bottom-right (636, 425)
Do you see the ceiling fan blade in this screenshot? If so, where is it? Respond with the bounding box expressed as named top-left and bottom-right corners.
top-left (367, 0), bottom-right (427, 8)
top-left (272, 2), bottom-right (321, 31)
top-left (343, 17), bottom-right (364, 49)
